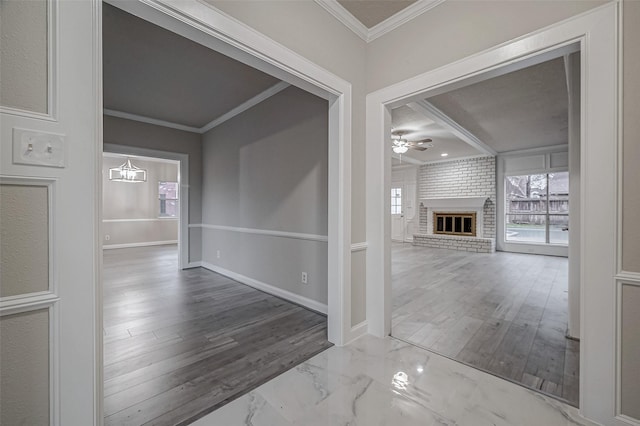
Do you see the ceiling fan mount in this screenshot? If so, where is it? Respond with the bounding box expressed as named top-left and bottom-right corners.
top-left (391, 130), bottom-right (433, 153)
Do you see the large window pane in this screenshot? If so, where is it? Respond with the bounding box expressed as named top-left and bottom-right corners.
top-left (506, 174), bottom-right (547, 214)
top-left (548, 172), bottom-right (569, 214)
top-left (506, 214), bottom-right (546, 243)
top-left (549, 215), bottom-right (569, 244)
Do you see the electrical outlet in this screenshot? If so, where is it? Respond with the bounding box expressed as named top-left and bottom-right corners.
top-left (301, 272), bottom-right (308, 284)
top-left (216, 250), bottom-right (221, 259)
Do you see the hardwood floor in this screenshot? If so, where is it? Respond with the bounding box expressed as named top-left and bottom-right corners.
top-left (391, 243), bottom-right (579, 406)
top-left (103, 245), bottom-right (332, 426)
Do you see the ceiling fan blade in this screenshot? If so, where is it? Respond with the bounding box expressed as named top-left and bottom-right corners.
top-left (416, 138), bottom-right (433, 144)
top-left (412, 146), bottom-right (428, 151)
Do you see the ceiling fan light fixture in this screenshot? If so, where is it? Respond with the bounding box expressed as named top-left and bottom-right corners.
top-left (393, 145), bottom-right (409, 154)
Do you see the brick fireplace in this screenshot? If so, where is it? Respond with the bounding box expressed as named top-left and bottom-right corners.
top-left (413, 157), bottom-right (496, 253)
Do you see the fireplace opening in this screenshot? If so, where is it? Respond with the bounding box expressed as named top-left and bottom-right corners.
top-left (434, 212), bottom-right (476, 236)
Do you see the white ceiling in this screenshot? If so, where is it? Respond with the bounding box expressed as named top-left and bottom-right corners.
top-left (427, 57), bottom-right (569, 153)
top-left (391, 57), bottom-right (569, 166)
top-left (391, 105), bottom-right (483, 163)
top-left (103, 3), bottom-right (281, 129)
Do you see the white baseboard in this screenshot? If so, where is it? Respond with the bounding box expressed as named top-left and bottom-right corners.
top-left (185, 261), bottom-right (203, 269)
top-left (102, 240), bottom-right (178, 250)
top-left (199, 261), bottom-right (328, 315)
top-left (346, 320), bottom-right (369, 344)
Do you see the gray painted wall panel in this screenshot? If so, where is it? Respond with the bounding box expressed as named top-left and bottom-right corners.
top-left (0, 184), bottom-right (49, 297)
top-left (201, 86), bottom-right (328, 304)
top-left (0, 0), bottom-right (48, 113)
top-left (621, 284), bottom-right (640, 420)
top-left (622, 0), bottom-right (640, 273)
top-left (0, 309), bottom-right (50, 426)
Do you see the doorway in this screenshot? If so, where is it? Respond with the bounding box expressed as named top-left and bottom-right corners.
top-left (366, 5), bottom-right (619, 422)
top-left (387, 53), bottom-right (579, 405)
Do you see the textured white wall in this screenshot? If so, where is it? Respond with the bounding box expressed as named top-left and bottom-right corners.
top-left (0, 0), bottom-right (48, 113)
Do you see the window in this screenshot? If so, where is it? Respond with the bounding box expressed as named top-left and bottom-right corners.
top-left (158, 181), bottom-right (179, 218)
top-left (505, 172), bottom-right (568, 245)
top-left (391, 188), bottom-right (402, 215)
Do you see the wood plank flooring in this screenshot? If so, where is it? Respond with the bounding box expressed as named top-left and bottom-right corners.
top-left (391, 243), bottom-right (579, 406)
top-left (103, 245), bottom-right (332, 426)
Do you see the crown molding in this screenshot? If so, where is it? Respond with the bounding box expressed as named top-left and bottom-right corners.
top-left (200, 81), bottom-right (290, 133)
top-left (314, 0), bottom-right (446, 43)
top-left (368, 0), bottom-right (446, 42)
top-left (314, 0), bottom-right (369, 42)
top-left (104, 81), bottom-right (290, 135)
top-left (103, 108), bottom-right (202, 133)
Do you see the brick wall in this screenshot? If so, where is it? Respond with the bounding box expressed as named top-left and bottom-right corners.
top-left (418, 156), bottom-right (496, 239)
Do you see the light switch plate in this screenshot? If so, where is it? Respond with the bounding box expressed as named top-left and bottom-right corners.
top-left (12, 128), bottom-right (66, 168)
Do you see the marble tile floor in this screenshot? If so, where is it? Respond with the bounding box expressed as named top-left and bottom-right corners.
top-left (391, 243), bottom-right (579, 406)
top-left (192, 335), bottom-right (596, 426)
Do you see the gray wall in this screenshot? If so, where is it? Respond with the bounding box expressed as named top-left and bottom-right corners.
top-left (103, 115), bottom-right (202, 261)
top-left (102, 156), bottom-right (178, 247)
top-left (0, 309), bottom-right (50, 426)
top-left (621, 284), bottom-right (640, 419)
top-left (0, 0), bottom-right (48, 113)
top-left (201, 85), bottom-right (329, 305)
top-left (0, 184), bottom-right (49, 297)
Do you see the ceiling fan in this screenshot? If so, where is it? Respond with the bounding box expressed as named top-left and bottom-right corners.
top-left (391, 130), bottom-right (432, 154)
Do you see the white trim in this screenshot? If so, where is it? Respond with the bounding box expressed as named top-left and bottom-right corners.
top-left (102, 240), bottom-right (178, 250)
top-left (200, 261), bottom-right (328, 315)
top-left (367, 0), bottom-right (445, 42)
top-left (420, 196), bottom-right (487, 209)
top-left (366, 4), bottom-right (620, 424)
top-left (313, 0), bottom-right (369, 42)
top-left (200, 81), bottom-right (290, 133)
top-left (193, 223), bottom-right (328, 243)
top-left (346, 320), bottom-right (368, 344)
top-left (350, 242), bottom-right (368, 252)
top-left (0, 0), bottom-right (58, 121)
top-left (313, 0), bottom-right (445, 43)
top-left (104, 81), bottom-right (291, 135)
top-left (107, 0), bottom-right (352, 346)
top-left (103, 108), bottom-right (201, 133)
top-left (103, 143), bottom-right (189, 269)
top-left (419, 154), bottom-right (491, 166)
top-left (185, 261), bottom-right (202, 269)
top-left (499, 143), bottom-right (569, 157)
top-left (103, 218), bottom-right (178, 223)
top-left (408, 100), bottom-right (497, 156)
top-left (616, 275), bottom-right (640, 425)
top-left (0, 291), bottom-right (59, 316)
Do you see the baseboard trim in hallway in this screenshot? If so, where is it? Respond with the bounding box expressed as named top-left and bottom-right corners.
top-left (199, 261), bottom-right (329, 315)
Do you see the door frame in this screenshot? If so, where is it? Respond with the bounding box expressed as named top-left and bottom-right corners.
top-left (96, 0), bottom-right (353, 423)
top-left (366, 3), bottom-right (621, 425)
top-left (103, 144), bottom-right (189, 269)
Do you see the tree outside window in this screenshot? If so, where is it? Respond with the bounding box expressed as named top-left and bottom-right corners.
top-left (505, 172), bottom-right (569, 245)
top-left (159, 181), bottom-right (178, 218)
